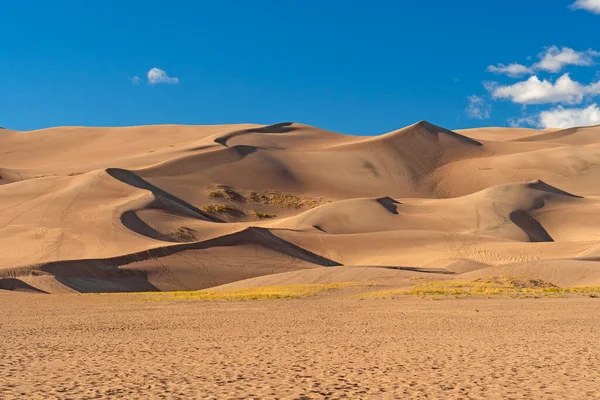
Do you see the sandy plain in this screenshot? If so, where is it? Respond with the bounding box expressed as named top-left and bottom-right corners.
top-left (1, 291), bottom-right (599, 399)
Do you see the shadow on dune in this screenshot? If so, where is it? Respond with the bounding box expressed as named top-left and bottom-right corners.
top-left (376, 197), bottom-right (401, 214)
top-left (214, 122), bottom-right (297, 146)
top-left (312, 225), bottom-right (327, 233)
top-left (415, 121), bottom-right (483, 147)
top-left (186, 144), bottom-right (220, 152)
top-left (120, 211), bottom-right (177, 242)
top-left (506, 180), bottom-right (582, 243)
top-left (21, 227), bottom-right (341, 293)
top-left (528, 180), bottom-right (583, 198)
top-left (187, 143), bottom-right (266, 153)
top-left (51, 268), bottom-right (158, 293)
top-left (0, 278), bottom-right (49, 293)
top-left (106, 167), bottom-right (220, 222)
top-left (375, 266), bottom-right (455, 274)
top-left (509, 210), bottom-right (554, 243)
top-left (247, 122), bottom-right (296, 134)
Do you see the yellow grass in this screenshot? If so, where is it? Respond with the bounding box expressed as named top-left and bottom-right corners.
top-left (359, 277), bottom-right (600, 299)
top-left (201, 203), bottom-right (240, 214)
top-left (205, 186), bottom-right (328, 209)
top-left (207, 186), bottom-right (244, 202)
top-left (170, 226), bottom-right (196, 242)
top-left (207, 190), bottom-right (225, 199)
top-left (145, 283), bottom-right (359, 301)
top-left (252, 211), bottom-right (276, 219)
top-left (247, 191), bottom-right (328, 209)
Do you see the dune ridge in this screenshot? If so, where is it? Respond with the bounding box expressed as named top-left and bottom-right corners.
top-left (1, 121), bottom-right (599, 293)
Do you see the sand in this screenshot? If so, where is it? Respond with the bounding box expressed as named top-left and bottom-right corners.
top-left (1, 292), bottom-right (599, 399)
top-left (1, 121), bottom-right (600, 292)
top-left (2, 121), bottom-right (600, 398)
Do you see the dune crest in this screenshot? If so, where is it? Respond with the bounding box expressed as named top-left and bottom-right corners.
top-left (1, 121), bottom-right (599, 292)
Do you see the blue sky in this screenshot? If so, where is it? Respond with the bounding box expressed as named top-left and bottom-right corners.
top-left (1, 0), bottom-right (599, 134)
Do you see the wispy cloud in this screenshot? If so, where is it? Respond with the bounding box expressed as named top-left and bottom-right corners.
top-left (487, 74), bottom-right (600, 105)
top-left (147, 68), bottom-right (179, 85)
top-left (508, 115), bottom-right (538, 128)
top-left (570, 0), bottom-right (600, 14)
top-left (487, 63), bottom-right (533, 78)
top-left (129, 76), bottom-right (142, 85)
top-left (487, 46), bottom-right (600, 77)
top-left (465, 95), bottom-right (492, 119)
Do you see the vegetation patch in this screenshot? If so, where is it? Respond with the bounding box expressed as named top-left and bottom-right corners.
top-left (358, 276), bottom-right (600, 299)
top-left (252, 211), bottom-right (276, 219)
top-left (170, 226), bottom-right (196, 242)
top-left (205, 185), bottom-right (328, 210)
top-left (207, 185), bottom-right (245, 202)
top-left (145, 283), bottom-right (359, 301)
top-left (247, 191), bottom-right (328, 209)
top-left (201, 203), bottom-right (243, 215)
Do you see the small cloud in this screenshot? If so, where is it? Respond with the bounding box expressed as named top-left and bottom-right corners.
top-left (486, 46), bottom-right (600, 77)
top-left (129, 76), bottom-right (142, 85)
top-left (147, 68), bottom-right (179, 85)
top-left (487, 73), bottom-right (600, 105)
top-left (570, 0), bottom-right (600, 14)
top-left (465, 95), bottom-right (492, 120)
top-left (534, 46), bottom-right (599, 73)
top-left (487, 63), bottom-right (533, 78)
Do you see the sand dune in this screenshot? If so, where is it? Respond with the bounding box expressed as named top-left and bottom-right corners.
top-left (511, 125), bottom-right (600, 145)
top-left (1, 121), bottom-right (600, 292)
top-left (456, 126), bottom-right (561, 141)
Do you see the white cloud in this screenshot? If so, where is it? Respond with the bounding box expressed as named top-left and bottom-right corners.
top-left (488, 73), bottom-right (600, 105)
top-left (465, 95), bottom-right (492, 119)
top-left (129, 76), bottom-right (142, 85)
top-left (535, 46), bottom-right (599, 72)
top-left (487, 63), bottom-right (533, 78)
top-left (508, 104), bottom-right (600, 129)
top-left (538, 104), bottom-right (600, 128)
top-left (147, 68), bottom-right (179, 85)
top-left (571, 0), bottom-right (600, 14)
top-left (487, 46), bottom-right (599, 77)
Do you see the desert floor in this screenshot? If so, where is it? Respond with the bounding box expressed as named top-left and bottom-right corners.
top-left (2, 291), bottom-right (599, 399)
